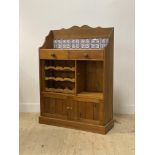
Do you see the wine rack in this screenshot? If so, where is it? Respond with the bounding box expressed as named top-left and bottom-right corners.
top-left (44, 60), bottom-right (75, 94)
top-left (45, 87), bottom-right (75, 94)
top-left (45, 66), bottom-right (75, 71)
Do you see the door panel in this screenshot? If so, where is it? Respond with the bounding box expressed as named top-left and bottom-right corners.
top-left (42, 96), bottom-right (101, 124)
top-left (69, 100), bottom-right (78, 120)
top-left (77, 101), bottom-right (100, 124)
top-left (93, 103), bottom-right (100, 120)
top-left (43, 97), bottom-right (69, 119)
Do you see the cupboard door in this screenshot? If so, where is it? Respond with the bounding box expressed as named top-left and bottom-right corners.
top-left (68, 100), bottom-right (78, 121)
top-left (77, 101), bottom-right (100, 124)
top-left (43, 97), bottom-right (69, 120)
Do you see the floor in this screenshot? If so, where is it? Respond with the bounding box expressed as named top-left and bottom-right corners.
top-left (20, 113), bottom-right (135, 155)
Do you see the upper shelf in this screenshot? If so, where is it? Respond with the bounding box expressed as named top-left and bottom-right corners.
top-left (45, 66), bottom-right (75, 71)
top-left (39, 25), bottom-right (114, 49)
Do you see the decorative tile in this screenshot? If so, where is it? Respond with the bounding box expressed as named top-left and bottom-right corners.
top-left (81, 43), bottom-right (90, 49)
top-left (53, 38), bottom-right (109, 49)
top-left (91, 44), bottom-right (100, 49)
top-left (91, 38), bottom-right (100, 44)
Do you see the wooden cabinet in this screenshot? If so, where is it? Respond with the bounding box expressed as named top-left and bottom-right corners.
top-left (39, 25), bottom-right (114, 134)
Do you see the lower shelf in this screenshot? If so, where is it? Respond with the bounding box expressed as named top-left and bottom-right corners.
top-left (45, 87), bottom-right (75, 94)
top-left (39, 116), bottom-right (114, 134)
top-left (45, 77), bottom-right (75, 82)
top-left (77, 92), bottom-right (103, 100)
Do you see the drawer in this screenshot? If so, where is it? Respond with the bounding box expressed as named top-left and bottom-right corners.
top-left (39, 49), bottom-right (68, 60)
top-left (68, 51), bottom-right (104, 60)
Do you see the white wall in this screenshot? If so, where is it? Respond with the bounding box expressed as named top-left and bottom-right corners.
top-left (19, 0), bottom-right (135, 114)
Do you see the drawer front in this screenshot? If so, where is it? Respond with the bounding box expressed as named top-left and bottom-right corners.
top-left (68, 51), bottom-right (104, 60)
top-left (39, 50), bottom-right (68, 60)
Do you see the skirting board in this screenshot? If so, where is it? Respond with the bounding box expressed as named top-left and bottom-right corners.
top-left (20, 103), bottom-right (135, 114)
top-left (39, 116), bottom-right (114, 134)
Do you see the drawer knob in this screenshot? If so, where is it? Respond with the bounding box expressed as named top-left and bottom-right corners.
top-left (66, 106), bottom-right (70, 109)
top-left (66, 106), bottom-right (72, 110)
top-left (51, 54), bottom-right (56, 57)
top-left (84, 54), bottom-right (89, 58)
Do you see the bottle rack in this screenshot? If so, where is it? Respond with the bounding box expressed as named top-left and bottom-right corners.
top-left (45, 66), bottom-right (75, 71)
top-left (45, 87), bottom-right (75, 94)
top-left (44, 60), bottom-right (75, 94)
top-left (45, 77), bottom-right (75, 82)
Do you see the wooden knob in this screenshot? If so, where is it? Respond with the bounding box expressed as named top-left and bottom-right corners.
top-left (66, 106), bottom-right (70, 109)
top-left (66, 107), bottom-right (72, 110)
top-left (84, 54), bottom-right (89, 58)
top-left (51, 54), bottom-right (56, 57)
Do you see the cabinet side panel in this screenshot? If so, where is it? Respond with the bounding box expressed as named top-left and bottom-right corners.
top-left (103, 30), bottom-right (114, 125)
top-left (39, 58), bottom-right (45, 115)
top-left (39, 59), bottom-right (45, 91)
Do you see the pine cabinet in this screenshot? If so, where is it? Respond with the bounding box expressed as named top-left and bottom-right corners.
top-left (39, 25), bottom-right (114, 134)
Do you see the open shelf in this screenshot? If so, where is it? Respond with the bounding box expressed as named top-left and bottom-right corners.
top-left (45, 66), bottom-right (75, 71)
top-left (45, 77), bottom-right (75, 82)
top-left (76, 61), bottom-right (103, 93)
top-left (45, 87), bottom-right (75, 94)
top-left (77, 92), bottom-right (103, 100)
top-left (43, 60), bottom-right (104, 96)
top-left (45, 60), bottom-right (75, 67)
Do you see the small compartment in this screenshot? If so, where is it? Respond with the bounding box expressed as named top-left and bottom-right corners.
top-left (77, 61), bottom-right (103, 99)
